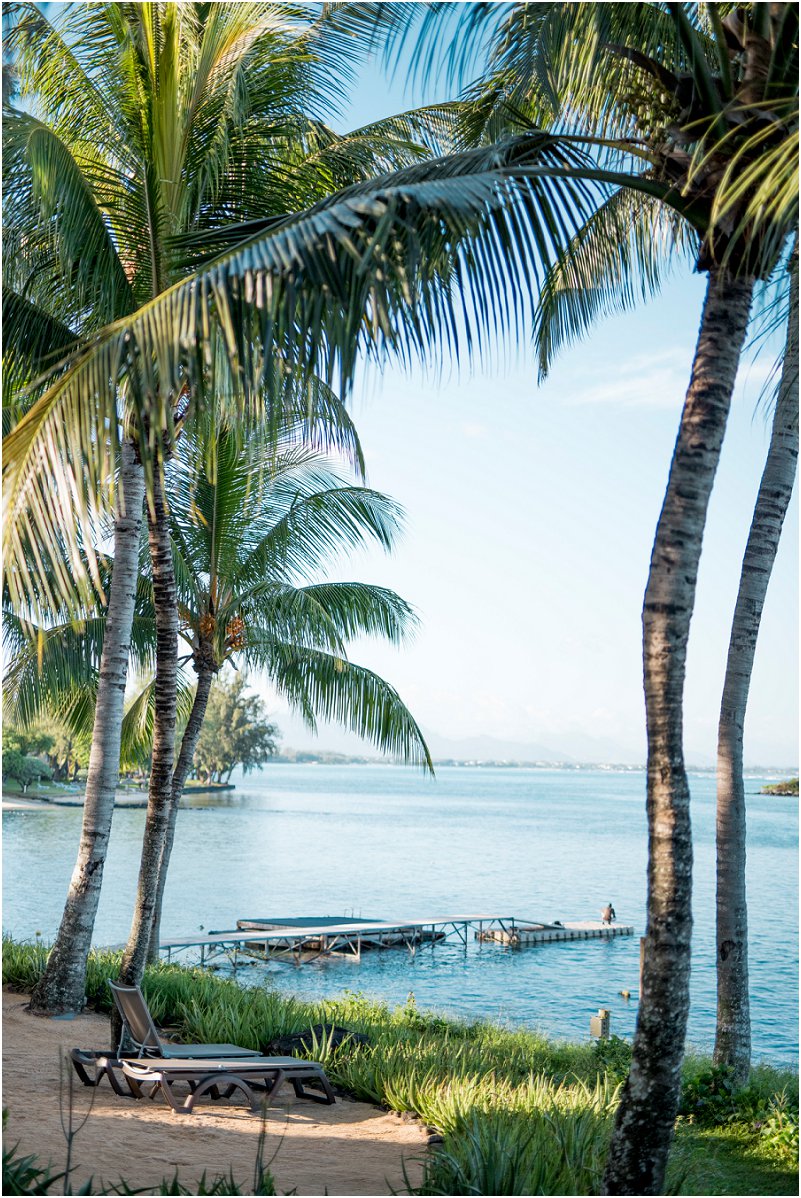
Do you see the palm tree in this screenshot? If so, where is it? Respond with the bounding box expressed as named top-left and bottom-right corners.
top-left (2, 0), bottom-right (463, 1016)
top-left (451, 7), bottom-right (799, 1090)
top-left (372, 3), bottom-right (798, 1190)
top-left (124, 421), bottom-right (433, 982)
top-left (3, 426), bottom-right (432, 977)
top-left (3, 1), bottom-right (607, 1016)
top-left (714, 241), bottom-right (799, 1084)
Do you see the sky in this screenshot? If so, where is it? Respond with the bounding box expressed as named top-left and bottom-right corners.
top-left (254, 29), bottom-right (798, 768)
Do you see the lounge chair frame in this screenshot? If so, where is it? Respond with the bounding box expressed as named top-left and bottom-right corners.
top-left (121, 1055), bottom-right (336, 1114)
top-left (71, 1049), bottom-right (132, 1096)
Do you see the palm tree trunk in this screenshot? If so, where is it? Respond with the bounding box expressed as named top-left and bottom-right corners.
top-left (602, 268), bottom-right (755, 1195)
top-left (30, 442), bottom-right (145, 1015)
top-left (146, 664), bottom-right (216, 963)
top-left (714, 246), bottom-right (798, 1083)
top-left (117, 464), bottom-right (178, 989)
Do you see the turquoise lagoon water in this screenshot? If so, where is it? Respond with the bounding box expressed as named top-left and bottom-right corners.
top-left (3, 765), bottom-right (798, 1066)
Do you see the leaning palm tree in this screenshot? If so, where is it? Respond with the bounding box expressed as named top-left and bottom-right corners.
top-left (454, 9), bottom-right (799, 1091)
top-left (714, 241), bottom-right (799, 1084)
top-left (2, 0), bottom-right (462, 1016)
top-left (124, 422), bottom-right (433, 982)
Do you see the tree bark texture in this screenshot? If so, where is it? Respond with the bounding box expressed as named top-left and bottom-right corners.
top-left (602, 269), bottom-right (755, 1195)
top-left (118, 464), bottom-right (179, 989)
top-left (30, 442), bottom-right (146, 1015)
top-left (146, 663), bottom-right (216, 963)
top-left (714, 247), bottom-right (798, 1083)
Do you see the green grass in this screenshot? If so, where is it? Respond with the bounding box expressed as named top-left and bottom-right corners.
top-left (1, 780), bottom-right (81, 797)
top-left (3, 938), bottom-right (797, 1195)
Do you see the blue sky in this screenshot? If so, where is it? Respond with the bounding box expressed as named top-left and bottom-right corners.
top-left (257, 28), bottom-right (799, 767)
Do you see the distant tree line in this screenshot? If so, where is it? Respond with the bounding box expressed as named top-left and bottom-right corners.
top-left (190, 676), bottom-right (278, 785)
top-left (2, 722), bottom-right (90, 792)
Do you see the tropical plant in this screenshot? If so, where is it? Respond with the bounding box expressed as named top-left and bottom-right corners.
top-left (377, 6), bottom-right (798, 1190)
top-left (1, 0), bottom-right (460, 1016)
top-left (124, 427), bottom-right (432, 979)
top-left (192, 676), bottom-right (279, 785)
top-left (714, 240), bottom-right (799, 1085)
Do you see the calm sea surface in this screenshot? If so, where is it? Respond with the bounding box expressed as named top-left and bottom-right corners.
top-left (3, 765), bottom-right (798, 1066)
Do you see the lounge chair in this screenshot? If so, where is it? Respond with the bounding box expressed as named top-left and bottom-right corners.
top-left (108, 980), bottom-right (262, 1059)
top-left (71, 981), bottom-right (336, 1111)
top-left (120, 1054), bottom-right (336, 1114)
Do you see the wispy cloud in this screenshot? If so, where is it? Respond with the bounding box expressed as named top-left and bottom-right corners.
top-left (563, 350), bottom-right (689, 408)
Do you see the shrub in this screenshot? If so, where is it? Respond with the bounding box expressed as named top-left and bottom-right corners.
top-left (756, 1092), bottom-right (800, 1166)
top-left (591, 1035), bottom-right (632, 1084)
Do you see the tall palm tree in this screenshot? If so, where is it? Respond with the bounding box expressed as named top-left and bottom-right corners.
top-left (124, 422), bottom-right (433, 982)
top-left (372, 3), bottom-right (798, 1190)
top-left (714, 241), bottom-right (798, 1084)
top-left (1, 0), bottom-right (460, 1016)
top-left (453, 9), bottom-right (799, 1089)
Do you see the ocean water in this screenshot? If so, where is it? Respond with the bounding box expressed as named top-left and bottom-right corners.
top-left (3, 765), bottom-right (798, 1067)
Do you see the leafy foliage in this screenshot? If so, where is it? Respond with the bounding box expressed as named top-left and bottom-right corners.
top-left (1, 732), bottom-right (53, 792)
top-left (591, 1034), bottom-right (633, 1085)
top-left (2, 0), bottom-right (612, 615)
top-left (192, 675), bottom-right (278, 783)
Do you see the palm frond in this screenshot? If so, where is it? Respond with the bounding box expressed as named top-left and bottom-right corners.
top-left (4, 131), bottom-right (612, 611)
top-left (534, 188), bottom-right (696, 378)
top-left (243, 580), bottom-right (418, 649)
top-left (119, 672), bottom-right (197, 769)
top-left (1, 290), bottom-right (81, 412)
top-left (257, 638), bottom-right (432, 770)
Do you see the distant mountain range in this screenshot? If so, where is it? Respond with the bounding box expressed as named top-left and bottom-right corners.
top-left (274, 711), bottom-right (797, 772)
top-left (422, 730), bottom-right (633, 766)
top-left (422, 731), bottom-right (573, 764)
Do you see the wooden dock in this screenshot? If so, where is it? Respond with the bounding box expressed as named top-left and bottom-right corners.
top-left (159, 914), bottom-right (633, 966)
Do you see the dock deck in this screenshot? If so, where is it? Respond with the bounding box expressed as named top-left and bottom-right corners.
top-left (159, 914), bottom-right (633, 965)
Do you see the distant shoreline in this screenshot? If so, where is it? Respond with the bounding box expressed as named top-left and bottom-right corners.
top-left (272, 753), bottom-right (798, 775)
top-left (5, 761), bottom-right (797, 813)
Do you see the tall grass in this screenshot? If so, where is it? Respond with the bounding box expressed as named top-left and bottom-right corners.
top-left (412, 1105), bottom-right (614, 1196)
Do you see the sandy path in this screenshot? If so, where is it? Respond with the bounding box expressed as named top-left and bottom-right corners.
top-left (2, 990), bottom-right (426, 1195)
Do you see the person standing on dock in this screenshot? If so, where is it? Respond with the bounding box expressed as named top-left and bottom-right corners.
top-left (601, 903), bottom-right (616, 925)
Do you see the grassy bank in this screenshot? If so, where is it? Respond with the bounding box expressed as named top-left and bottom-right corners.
top-left (3, 939), bottom-right (797, 1195)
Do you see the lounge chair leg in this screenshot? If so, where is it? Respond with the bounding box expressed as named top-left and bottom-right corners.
top-left (291, 1072), bottom-right (336, 1105)
top-left (183, 1072), bottom-right (272, 1115)
top-left (70, 1056), bottom-right (97, 1087)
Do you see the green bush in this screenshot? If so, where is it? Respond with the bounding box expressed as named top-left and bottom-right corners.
top-left (756, 1092), bottom-right (800, 1166)
top-left (591, 1035), bottom-right (632, 1084)
top-left (412, 1104), bottom-right (613, 1196)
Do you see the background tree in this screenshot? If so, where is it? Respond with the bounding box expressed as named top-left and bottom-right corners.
top-left (2, 748), bottom-right (52, 794)
top-left (193, 676), bottom-right (279, 784)
top-left (2, 724), bottom-right (55, 759)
